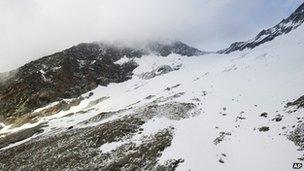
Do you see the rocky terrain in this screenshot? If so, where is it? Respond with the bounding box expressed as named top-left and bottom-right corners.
top-left (0, 41), bottom-right (203, 124)
top-left (0, 101), bottom-right (197, 170)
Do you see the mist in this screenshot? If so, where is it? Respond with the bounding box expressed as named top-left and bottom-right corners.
top-left (0, 0), bottom-right (303, 72)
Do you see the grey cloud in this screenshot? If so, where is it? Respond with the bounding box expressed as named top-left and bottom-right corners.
top-left (0, 0), bottom-right (303, 72)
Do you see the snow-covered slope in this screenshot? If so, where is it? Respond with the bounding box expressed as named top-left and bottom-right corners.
top-left (1, 20), bottom-right (304, 170)
top-left (220, 2), bottom-right (304, 54)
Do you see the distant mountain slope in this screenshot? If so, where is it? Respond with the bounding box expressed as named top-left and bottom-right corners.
top-left (220, 2), bottom-right (304, 53)
top-left (147, 41), bottom-right (205, 56)
top-left (0, 41), bottom-right (204, 122)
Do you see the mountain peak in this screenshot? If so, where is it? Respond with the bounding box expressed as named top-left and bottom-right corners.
top-left (219, 2), bottom-right (304, 54)
top-left (146, 41), bottom-right (206, 56)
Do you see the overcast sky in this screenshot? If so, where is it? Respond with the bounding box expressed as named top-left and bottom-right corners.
top-left (0, 0), bottom-right (303, 72)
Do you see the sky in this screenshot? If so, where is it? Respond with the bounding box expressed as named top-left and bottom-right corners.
top-left (0, 0), bottom-right (303, 72)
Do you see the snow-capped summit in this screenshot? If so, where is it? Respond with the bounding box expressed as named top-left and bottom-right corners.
top-left (220, 2), bottom-right (304, 53)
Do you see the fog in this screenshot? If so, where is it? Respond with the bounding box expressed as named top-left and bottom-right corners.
top-left (0, 0), bottom-right (303, 72)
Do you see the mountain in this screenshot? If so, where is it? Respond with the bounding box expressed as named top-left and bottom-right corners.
top-left (219, 3), bottom-right (304, 53)
top-left (147, 41), bottom-right (206, 56)
top-left (0, 41), bottom-right (204, 123)
top-left (1, 3), bottom-right (304, 171)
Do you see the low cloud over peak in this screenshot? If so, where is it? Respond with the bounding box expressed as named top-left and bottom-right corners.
top-left (0, 0), bottom-right (303, 72)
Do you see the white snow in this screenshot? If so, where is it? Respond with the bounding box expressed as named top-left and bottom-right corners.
top-left (114, 56), bottom-right (133, 65)
top-left (77, 59), bottom-right (86, 67)
top-left (2, 23), bottom-right (304, 171)
top-left (39, 69), bottom-right (51, 82)
top-left (99, 141), bottom-right (125, 153)
top-left (157, 24), bottom-right (304, 171)
top-left (52, 66), bottom-right (62, 71)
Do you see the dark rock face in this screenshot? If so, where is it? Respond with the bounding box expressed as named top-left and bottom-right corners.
top-left (0, 41), bottom-right (203, 122)
top-left (258, 126), bottom-right (270, 132)
top-left (260, 112), bottom-right (268, 118)
top-left (289, 123), bottom-right (304, 150)
top-left (287, 95), bottom-right (304, 109)
top-left (0, 43), bottom-right (139, 121)
top-left (9, 98), bottom-right (83, 126)
top-left (219, 2), bottom-right (304, 53)
top-left (272, 115), bottom-right (283, 122)
top-left (148, 41), bottom-right (205, 56)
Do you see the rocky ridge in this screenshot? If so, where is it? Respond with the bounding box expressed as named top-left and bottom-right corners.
top-left (220, 3), bottom-right (304, 53)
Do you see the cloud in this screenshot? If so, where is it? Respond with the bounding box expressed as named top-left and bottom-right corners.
top-left (0, 0), bottom-right (303, 72)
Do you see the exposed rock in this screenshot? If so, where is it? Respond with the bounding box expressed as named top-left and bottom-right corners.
top-left (289, 123), bottom-right (304, 150)
top-left (0, 116), bottom-right (144, 170)
top-left (287, 95), bottom-right (304, 109)
top-left (134, 101), bottom-right (197, 121)
top-left (79, 109), bottom-right (128, 126)
top-left (0, 110), bottom-right (182, 170)
top-left (258, 126), bottom-right (270, 132)
top-left (6, 97), bottom-right (83, 126)
top-left (272, 114), bottom-right (283, 122)
top-left (236, 116), bottom-right (246, 120)
top-left (101, 128), bottom-right (178, 170)
top-left (140, 65), bottom-right (176, 80)
top-left (145, 95), bottom-right (155, 100)
top-left (152, 92), bottom-right (185, 104)
top-left (147, 41), bottom-right (205, 57)
top-left (214, 132), bottom-right (232, 145)
top-left (260, 112), bottom-right (268, 118)
top-left (165, 84), bottom-right (181, 91)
